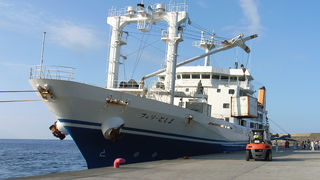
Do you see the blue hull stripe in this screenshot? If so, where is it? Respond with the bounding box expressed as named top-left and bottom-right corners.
top-left (58, 119), bottom-right (248, 144)
top-left (64, 125), bottom-right (247, 169)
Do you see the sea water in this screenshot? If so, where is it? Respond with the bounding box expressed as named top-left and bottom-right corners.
top-left (0, 139), bottom-right (86, 179)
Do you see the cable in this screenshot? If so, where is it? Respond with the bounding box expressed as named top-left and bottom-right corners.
top-left (183, 32), bottom-right (201, 38)
top-left (129, 34), bottom-right (166, 55)
top-left (245, 50), bottom-right (250, 68)
top-left (0, 100), bottom-right (41, 103)
top-left (189, 22), bottom-right (213, 36)
top-left (268, 118), bottom-right (289, 134)
top-left (125, 39), bottom-right (164, 58)
top-left (130, 33), bottom-right (147, 79)
top-left (0, 90), bottom-right (36, 93)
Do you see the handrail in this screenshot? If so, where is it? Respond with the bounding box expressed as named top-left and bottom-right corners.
top-left (30, 65), bottom-right (75, 81)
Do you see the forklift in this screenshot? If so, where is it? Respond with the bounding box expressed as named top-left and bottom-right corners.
top-left (246, 129), bottom-right (272, 161)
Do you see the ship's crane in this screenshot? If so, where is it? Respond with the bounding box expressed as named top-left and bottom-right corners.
top-left (141, 34), bottom-right (258, 80)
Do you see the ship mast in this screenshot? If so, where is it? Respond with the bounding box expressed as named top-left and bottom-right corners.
top-left (161, 5), bottom-right (187, 104)
top-left (39, 32), bottom-right (46, 79)
top-left (193, 31), bottom-right (215, 66)
top-left (106, 2), bottom-right (188, 104)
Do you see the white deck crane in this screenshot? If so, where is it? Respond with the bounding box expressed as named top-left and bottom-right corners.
top-left (141, 34), bottom-right (258, 80)
top-left (106, 2), bottom-right (188, 105)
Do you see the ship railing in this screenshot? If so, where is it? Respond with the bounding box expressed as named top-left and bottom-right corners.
top-left (108, 2), bottom-right (188, 17)
top-left (167, 2), bottom-right (188, 12)
top-left (238, 81), bottom-right (254, 90)
top-left (115, 80), bottom-right (140, 89)
top-left (192, 39), bottom-right (215, 47)
top-left (29, 65), bottom-right (75, 81)
top-left (115, 79), bottom-right (160, 89)
top-left (108, 7), bottom-right (127, 17)
top-left (161, 29), bottom-right (168, 39)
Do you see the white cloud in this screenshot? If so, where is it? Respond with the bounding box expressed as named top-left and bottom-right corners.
top-left (0, 1), bottom-right (12, 7)
top-left (0, 1), bottom-right (103, 51)
top-left (238, 0), bottom-right (262, 33)
top-left (221, 0), bottom-right (262, 36)
top-left (197, 1), bottom-right (208, 9)
top-left (48, 22), bottom-right (103, 50)
top-left (0, 1), bottom-right (41, 29)
top-left (0, 61), bottom-right (29, 68)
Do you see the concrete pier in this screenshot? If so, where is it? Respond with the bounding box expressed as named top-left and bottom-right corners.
top-left (12, 149), bottom-right (320, 180)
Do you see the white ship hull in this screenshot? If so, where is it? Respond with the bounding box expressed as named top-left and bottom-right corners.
top-left (30, 79), bottom-right (249, 168)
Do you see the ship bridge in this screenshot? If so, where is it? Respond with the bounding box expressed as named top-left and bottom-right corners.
top-left (157, 66), bottom-right (254, 93)
top-left (153, 65), bottom-right (261, 128)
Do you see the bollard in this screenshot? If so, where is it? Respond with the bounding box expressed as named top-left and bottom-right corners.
top-left (114, 158), bottom-right (126, 168)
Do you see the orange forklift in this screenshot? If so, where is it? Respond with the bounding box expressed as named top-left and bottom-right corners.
top-left (246, 129), bottom-right (272, 161)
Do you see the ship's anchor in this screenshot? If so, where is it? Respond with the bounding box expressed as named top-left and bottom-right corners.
top-left (109, 124), bottom-right (125, 142)
top-left (49, 121), bottom-right (66, 140)
top-left (101, 117), bottom-right (125, 142)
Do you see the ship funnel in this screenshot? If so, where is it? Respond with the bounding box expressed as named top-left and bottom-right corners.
top-left (258, 86), bottom-right (266, 107)
top-left (101, 117), bottom-right (125, 142)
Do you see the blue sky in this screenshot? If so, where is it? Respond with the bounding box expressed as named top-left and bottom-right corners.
top-left (0, 0), bottom-right (319, 139)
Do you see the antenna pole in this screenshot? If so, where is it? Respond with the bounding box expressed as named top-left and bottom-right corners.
top-left (40, 32), bottom-right (46, 79)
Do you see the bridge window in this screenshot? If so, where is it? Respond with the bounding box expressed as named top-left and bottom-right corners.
top-left (182, 74), bottom-right (190, 79)
top-left (239, 76), bottom-right (245, 81)
top-left (191, 74), bottom-right (200, 79)
top-left (221, 76), bottom-right (229, 81)
top-left (212, 75), bottom-right (220, 80)
top-left (202, 74), bottom-right (210, 79)
top-left (223, 103), bottom-right (229, 108)
top-left (230, 76), bottom-right (237, 82)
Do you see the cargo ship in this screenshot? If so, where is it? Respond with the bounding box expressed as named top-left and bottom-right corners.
top-left (29, 2), bottom-right (268, 169)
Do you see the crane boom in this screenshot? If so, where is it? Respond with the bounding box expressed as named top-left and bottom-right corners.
top-left (142, 34), bottom-right (258, 80)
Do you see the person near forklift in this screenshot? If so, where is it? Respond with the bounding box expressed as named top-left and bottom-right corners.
top-left (253, 132), bottom-right (261, 143)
